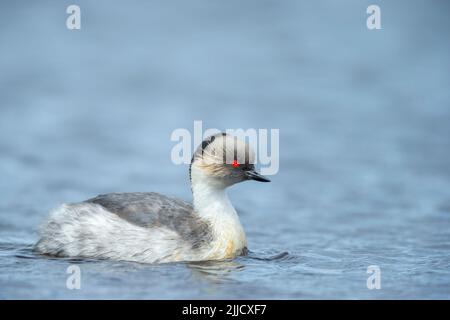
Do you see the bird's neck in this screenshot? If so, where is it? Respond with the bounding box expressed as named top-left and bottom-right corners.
top-left (190, 167), bottom-right (247, 254)
top-left (191, 173), bottom-right (236, 220)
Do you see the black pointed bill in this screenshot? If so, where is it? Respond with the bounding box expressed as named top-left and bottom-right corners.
top-left (245, 170), bottom-right (271, 182)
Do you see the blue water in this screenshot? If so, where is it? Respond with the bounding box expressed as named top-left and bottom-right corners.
top-left (1, 1), bottom-right (449, 299)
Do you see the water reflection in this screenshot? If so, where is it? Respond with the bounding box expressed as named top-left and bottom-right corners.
top-left (187, 259), bottom-right (245, 283)
top-left (186, 250), bottom-right (292, 283)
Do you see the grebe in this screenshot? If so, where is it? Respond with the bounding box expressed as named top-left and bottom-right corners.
top-left (35, 133), bottom-right (270, 263)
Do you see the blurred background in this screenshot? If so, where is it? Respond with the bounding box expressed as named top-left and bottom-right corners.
top-left (0, 1), bottom-right (449, 299)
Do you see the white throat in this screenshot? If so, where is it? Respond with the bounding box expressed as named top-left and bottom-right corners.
top-left (190, 166), bottom-right (247, 255)
top-left (191, 167), bottom-right (236, 219)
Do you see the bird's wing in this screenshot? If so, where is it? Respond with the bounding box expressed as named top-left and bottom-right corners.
top-left (84, 192), bottom-right (194, 229)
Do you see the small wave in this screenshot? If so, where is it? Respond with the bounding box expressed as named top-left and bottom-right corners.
top-left (0, 242), bottom-right (38, 259)
top-left (246, 250), bottom-right (292, 261)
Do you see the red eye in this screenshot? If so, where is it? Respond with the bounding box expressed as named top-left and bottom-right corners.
top-left (232, 160), bottom-right (240, 168)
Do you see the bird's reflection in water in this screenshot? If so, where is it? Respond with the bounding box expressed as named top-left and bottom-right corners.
top-left (186, 250), bottom-right (290, 283)
top-left (187, 259), bottom-right (245, 283)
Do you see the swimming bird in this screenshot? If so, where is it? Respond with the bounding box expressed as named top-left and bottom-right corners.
top-left (35, 133), bottom-right (270, 263)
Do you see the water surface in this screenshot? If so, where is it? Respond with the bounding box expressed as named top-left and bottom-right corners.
top-left (0, 1), bottom-right (449, 299)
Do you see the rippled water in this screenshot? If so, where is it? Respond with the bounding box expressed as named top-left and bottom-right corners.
top-left (1, 1), bottom-right (450, 299)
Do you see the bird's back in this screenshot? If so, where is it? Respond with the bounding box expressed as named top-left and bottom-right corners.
top-left (86, 192), bottom-right (193, 227)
